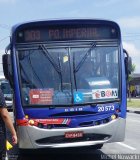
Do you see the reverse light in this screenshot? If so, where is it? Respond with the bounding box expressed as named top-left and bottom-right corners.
top-left (111, 115), bottom-right (117, 120)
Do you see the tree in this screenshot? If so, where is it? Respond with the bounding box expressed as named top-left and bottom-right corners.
top-left (128, 64), bottom-right (136, 101)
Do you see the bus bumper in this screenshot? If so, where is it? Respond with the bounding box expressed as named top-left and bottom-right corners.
top-left (18, 117), bottom-right (125, 149)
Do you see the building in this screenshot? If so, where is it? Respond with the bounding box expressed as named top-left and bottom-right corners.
top-left (129, 73), bottom-right (140, 97)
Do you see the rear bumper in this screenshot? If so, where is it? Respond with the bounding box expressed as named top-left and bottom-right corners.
top-left (18, 117), bottom-right (125, 149)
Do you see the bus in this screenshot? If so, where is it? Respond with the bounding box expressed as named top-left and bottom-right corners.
top-left (2, 19), bottom-right (132, 150)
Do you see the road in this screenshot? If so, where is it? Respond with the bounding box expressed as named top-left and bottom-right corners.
top-left (6, 112), bottom-right (140, 160)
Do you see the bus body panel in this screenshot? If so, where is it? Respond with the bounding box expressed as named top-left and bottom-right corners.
top-left (12, 48), bottom-right (25, 119)
top-left (18, 117), bottom-right (125, 149)
top-left (120, 46), bottom-right (127, 118)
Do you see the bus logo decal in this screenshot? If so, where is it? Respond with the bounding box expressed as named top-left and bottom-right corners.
top-left (92, 88), bottom-right (118, 99)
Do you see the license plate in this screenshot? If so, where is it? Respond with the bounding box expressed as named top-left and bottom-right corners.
top-left (65, 131), bottom-right (83, 138)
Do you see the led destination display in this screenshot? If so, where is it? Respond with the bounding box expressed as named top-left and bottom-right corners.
top-left (16, 25), bottom-right (118, 43)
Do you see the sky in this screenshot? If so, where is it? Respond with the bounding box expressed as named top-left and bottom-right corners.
top-left (0, 0), bottom-right (140, 75)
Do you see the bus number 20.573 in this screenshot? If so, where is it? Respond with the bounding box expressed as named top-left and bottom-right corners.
top-left (98, 105), bottom-right (115, 112)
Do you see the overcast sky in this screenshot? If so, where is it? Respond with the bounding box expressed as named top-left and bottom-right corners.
top-left (0, 0), bottom-right (140, 75)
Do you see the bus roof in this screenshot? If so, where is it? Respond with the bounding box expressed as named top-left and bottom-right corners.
top-left (11, 19), bottom-right (121, 34)
top-left (11, 19), bottom-right (121, 44)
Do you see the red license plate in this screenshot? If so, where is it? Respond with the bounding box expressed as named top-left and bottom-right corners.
top-left (65, 131), bottom-right (83, 138)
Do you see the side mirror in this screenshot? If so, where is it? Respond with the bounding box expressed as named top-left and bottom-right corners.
top-left (2, 54), bottom-right (10, 80)
top-left (127, 57), bottom-right (132, 74)
top-left (123, 49), bottom-right (132, 79)
top-left (2, 54), bottom-right (13, 87)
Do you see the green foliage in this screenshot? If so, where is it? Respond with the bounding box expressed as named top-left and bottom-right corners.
top-left (128, 63), bottom-right (136, 82)
top-left (127, 99), bottom-right (140, 108)
top-left (131, 64), bottom-right (136, 73)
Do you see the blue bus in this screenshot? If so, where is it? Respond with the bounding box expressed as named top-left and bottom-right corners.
top-left (2, 19), bottom-right (132, 150)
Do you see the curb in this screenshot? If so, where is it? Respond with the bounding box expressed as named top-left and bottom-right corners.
top-left (127, 110), bottom-right (140, 114)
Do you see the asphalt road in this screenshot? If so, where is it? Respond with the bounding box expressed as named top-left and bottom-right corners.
top-left (6, 112), bottom-right (140, 160)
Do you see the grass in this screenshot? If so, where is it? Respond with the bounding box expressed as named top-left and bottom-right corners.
top-left (127, 98), bottom-right (140, 108)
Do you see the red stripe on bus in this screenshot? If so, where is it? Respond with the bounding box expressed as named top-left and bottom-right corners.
top-left (16, 119), bottom-right (29, 126)
top-left (16, 118), bottom-right (71, 126)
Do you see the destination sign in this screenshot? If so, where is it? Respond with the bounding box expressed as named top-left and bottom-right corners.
top-left (16, 25), bottom-right (118, 43)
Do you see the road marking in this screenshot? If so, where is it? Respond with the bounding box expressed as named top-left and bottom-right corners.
top-left (117, 142), bottom-right (136, 150)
